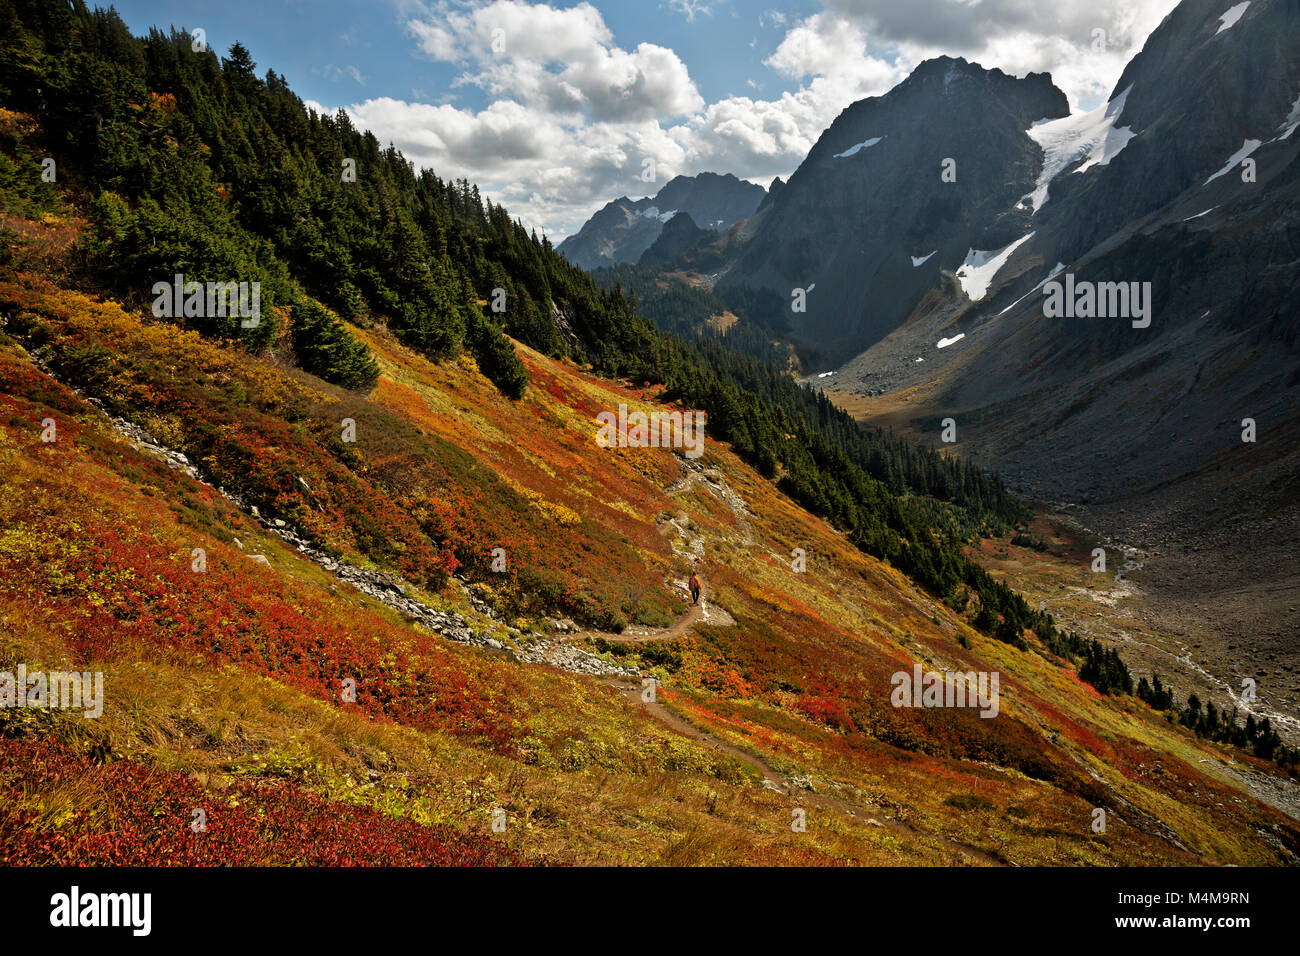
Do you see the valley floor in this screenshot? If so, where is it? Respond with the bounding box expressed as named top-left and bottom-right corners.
top-left (826, 384), bottom-right (1300, 750)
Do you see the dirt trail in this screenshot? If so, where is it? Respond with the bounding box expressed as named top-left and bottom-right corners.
top-left (605, 678), bottom-right (1006, 866)
top-left (565, 571), bottom-right (734, 646)
top-left (583, 599), bottom-right (702, 643)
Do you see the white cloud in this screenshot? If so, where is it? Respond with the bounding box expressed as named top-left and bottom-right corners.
top-left (667, 59), bottom-right (903, 181)
top-left (666, 0), bottom-right (713, 22)
top-left (317, 63), bottom-right (366, 85)
top-left (407, 0), bottom-right (611, 64)
top-left (408, 1), bottom-right (702, 121)
top-left (765, 13), bottom-right (871, 81)
top-left (821, 0), bottom-right (1180, 109)
top-left (659, 12), bottom-right (905, 178)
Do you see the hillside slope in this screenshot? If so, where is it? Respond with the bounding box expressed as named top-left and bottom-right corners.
top-left (0, 268), bottom-right (1297, 865)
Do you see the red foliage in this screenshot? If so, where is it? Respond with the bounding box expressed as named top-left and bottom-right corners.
top-left (1, 276), bottom-right (679, 628)
top-left (795, 694), bottom-right (857, 733)
top-left (0, 427), bottom-right (534, 755)
top-left (0, 737), bottom-right (533, 866)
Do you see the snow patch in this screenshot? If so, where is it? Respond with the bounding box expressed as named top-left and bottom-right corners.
top-left (835, 136), bottom-right (883, 158)
top-left (1204, 139), bottom-right (1261, 184)
top-left (1025, 86), bottom-right (1136, 211)
top-left (998, 262), bottom-right (1066, 316)
top-left (1215, 1), bottom-right (1250, 34)
top-left (1183, 207), bottom-right (1217, 221)
top-left (910, 250), bottom-right (937, 267)
top-left (955, 233), bottom-right (1035, 302)
top-left (1275, 90), bottom-right (1300, 141)
top-left (936, 333), bottom-right (966, 349)
top-left (914, 357), bottom-right (924, 363)
top-left (817, 371), bottom-right (834, 378)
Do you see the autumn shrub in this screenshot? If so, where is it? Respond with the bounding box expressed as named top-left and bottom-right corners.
top-left (0, 736), bottom-right (533, 866)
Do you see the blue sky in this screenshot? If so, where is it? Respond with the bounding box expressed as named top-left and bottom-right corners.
top-left (104, 0), bottom-right (1178, 239)
top-left (109, 1), bottom-right (818, 116)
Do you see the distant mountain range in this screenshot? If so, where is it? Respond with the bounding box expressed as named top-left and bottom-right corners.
top-left (556, 172), bottom-right (765, 271)
top-left (568, 0), bottom-right (1299, 384)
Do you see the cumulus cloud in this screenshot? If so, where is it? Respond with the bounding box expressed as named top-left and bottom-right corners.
top-left (409, 1), bottom-right (702, 121)
top-left (826, 0), bottom-right (1167, 54)
top-left (314, 0), bottom-right (1178, 238)
top-left (822, 0), bottom-right (1180, 107)
top-left (662, 12), bottom-right (904, 182)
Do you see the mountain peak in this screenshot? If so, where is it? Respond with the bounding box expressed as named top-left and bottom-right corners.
top-left (719, 58), bottom-right (1067, 361)
top-left (559, 171), bottom-right (764, 269)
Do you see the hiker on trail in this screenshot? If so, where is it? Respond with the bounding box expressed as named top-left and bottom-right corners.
top-left (689, 570), bottom-right (701, 605)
